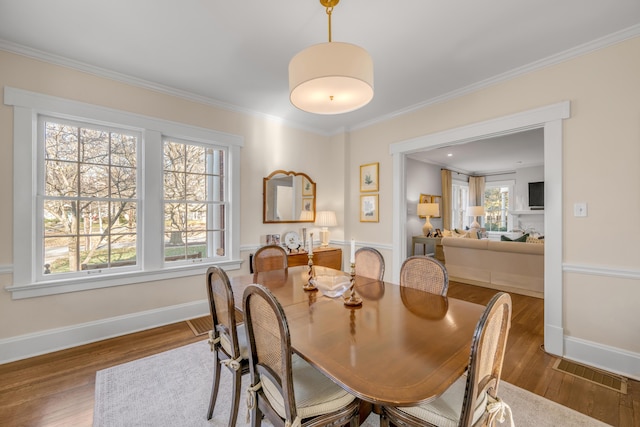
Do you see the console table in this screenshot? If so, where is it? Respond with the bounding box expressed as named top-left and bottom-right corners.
top-left (411, 236), bottom-right (444, 263)
top-left (287, 246), bottom-right (342, 270)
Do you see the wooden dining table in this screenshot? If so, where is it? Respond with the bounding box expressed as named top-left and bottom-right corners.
top-left (229, 265), bottom-right (485, 407)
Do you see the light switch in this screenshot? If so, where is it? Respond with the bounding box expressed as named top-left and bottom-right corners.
top-left (574, 202), bottom-right (587, 217)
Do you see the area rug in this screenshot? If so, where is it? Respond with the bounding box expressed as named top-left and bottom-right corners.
top-left (94, 340), bottom-right (611, 427)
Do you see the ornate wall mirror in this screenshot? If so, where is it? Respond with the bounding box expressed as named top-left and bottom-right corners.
top-left (263, 170), bottom-right (316, 223)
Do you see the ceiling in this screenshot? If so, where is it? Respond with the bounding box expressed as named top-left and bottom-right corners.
top-left (1, 1), bottom-right (639, 137)
top-left (407, 128), bottom-right (544, 175)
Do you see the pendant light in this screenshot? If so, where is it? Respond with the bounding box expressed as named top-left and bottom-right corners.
top-left (289, 0), bottom-right (374, 114)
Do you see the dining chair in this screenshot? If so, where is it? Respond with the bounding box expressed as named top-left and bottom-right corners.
top-left (205, 266), bottom-right (250, 427)
top-left (243, 283), bottom-right (361, 427)
top-left (399, 255), bottom-right (449, 296)
top-left (380, 292), bottom-right (513, 427)
top-left (354, 247), bottom-right (385, 280)
top-left (252, 244), bottom-right (289, 273)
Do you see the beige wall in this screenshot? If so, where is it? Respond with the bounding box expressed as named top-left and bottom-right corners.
top-left (1, 36), bottom-right (639, 370)
top-left (345, 36), bottom-right (640, 358)
top-left (0, 50), bottom-right (343, 340)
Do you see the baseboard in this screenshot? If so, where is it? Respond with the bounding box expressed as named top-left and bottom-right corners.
top-left (0, 299), bottom-right (209, 365)
top-left (448, 276), bottom-right (544, 299)
top-left (564, 335), bottom-right (640, 382)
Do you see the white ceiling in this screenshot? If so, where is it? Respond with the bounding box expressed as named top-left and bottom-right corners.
top-left (1, 0), bottom-right (639, 138)
top-left (407, 128), bottom-right (544, 175)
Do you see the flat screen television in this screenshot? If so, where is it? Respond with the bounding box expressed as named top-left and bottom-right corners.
top-left (528, 181), bottom-right (544, 209)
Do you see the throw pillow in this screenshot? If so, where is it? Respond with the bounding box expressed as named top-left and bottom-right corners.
top-left (501, 233), bottom-right (529, 242)
top-left (526, 236), bottom-right (544, 244)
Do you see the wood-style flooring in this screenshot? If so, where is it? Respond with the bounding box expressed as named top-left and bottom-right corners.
top-left (0, 281), bottom-right (638, 426)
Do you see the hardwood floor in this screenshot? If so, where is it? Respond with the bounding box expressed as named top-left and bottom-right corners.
top-left (0, 282), bottom-right (638, 426)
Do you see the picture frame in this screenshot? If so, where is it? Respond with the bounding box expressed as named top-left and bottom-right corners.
top-left (418, 193), bottom-right (442, 218)
top-left (360, 194), bottom-right (379, 222)
top-left (302, 197), bottom-right (313, 212)
top-left (302, 176), bottom-right (314, 196)
top-left (266, 233), bottom-right (281, 245)
top-left (360, 162), bottom-right (379, 192)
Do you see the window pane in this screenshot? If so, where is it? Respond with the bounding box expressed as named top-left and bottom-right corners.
top-left (111, 166), bottom-right (137, 198)
top-left (186, 145), bottom-right (206, 174)
top-left (185, 172), bottom-right (206, 201)
top-left (163, 171), bottom-right (182, 199)
top-left (111, 133), bottom-right (137, 168)
top-left (44, 236), bottom-right (77, 274)
top-left (45, 122), bottom-right (78, 162)
top-left (163, 141), bottom-right (185, 172)
top-left (80, 128), bottom-right (110, 164)
top-left (45, 160), bottom-right (78, 196)
top-left (79, 164), bottom-right (109, 197)
top-left (44, 200), bottom-right (77, 236)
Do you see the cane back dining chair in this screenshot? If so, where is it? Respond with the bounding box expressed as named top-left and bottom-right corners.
top-left (252, 244), bottom-right (289, 273)
top-left (243, 284), bottom-right (361, 427)
top-left (354, 247), bottom-right (385, 280)
top-left (399, 255), bottom-right (449, 296)
top-left (380, 292), bottom-right (513, 427)
top-left (205, 266), bottom-right (250, 427)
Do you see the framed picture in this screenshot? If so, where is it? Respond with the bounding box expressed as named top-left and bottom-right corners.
top-left (302, 176), bottom-right (314, 196)
top-left (360, 162), bottom-right (379, 192)
top-left (302, 197), bottom-right (313, 212)
top-left (360, 194), bottom-right (379, 222)
top-left (266, 234), bottom-right (281, 245)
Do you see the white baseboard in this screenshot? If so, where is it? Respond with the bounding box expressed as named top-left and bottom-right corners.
top-left (0, 299), bottom-right (209, 365)
top-left (564, 335), bottom-right (640, 382)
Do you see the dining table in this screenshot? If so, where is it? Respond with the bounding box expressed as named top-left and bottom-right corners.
top-left (229, 265), bottom-right (485, 407)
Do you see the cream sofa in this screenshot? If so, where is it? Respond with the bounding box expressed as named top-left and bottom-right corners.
top-left (441, 237), bottom-right (544, 298)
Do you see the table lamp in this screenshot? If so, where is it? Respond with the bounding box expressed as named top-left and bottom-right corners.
top-left (315, 211), bottom-right (337, 247)
top-left (468, 206), bottom-right (485, 229)
top-left (417, 203), bottom-right (439, 236)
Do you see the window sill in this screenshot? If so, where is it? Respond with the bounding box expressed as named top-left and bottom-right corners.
top-left (6, 259), bottom-right (242, 299)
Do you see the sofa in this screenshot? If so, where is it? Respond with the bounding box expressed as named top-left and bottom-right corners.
top-left (441, 236), bottom-right (544, 298)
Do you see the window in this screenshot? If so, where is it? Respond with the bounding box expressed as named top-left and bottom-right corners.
top-left (451, 180), bottom-right (469, 230)
top-left (483, 180), bottom-right (514, 232)
top-left (6, 87), bottom-right (242, 298)
top-left (163, 139), bottom-right (226, 263)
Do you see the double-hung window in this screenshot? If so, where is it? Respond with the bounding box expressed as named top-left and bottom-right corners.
top-left (483, 180), bottom-right (514, 233)
top-left (6, 87), bottom-right (242, 298)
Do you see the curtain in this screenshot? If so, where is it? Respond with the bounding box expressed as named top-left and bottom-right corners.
top-left (441, 169), bottom-right (452, 230)
top-left (469, 176), bottom-right (485, 206)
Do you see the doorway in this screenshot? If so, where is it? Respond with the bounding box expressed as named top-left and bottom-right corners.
top-left (390, 102), bottom-right (570, 357)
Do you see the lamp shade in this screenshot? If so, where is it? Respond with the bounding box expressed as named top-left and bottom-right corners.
top-left (468, 206), bottom-right (485, 217)
top-left (315, 210), bottom-right (338, 227)
top-left (417, 203), bottom-right (439, 217)
top-left (289, 42), bottom-right (374, 114)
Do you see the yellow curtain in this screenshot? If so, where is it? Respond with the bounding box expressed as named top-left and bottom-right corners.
top-left (469, 176), bottom-right (485, 206)
top-left (441, 169), bottom-right (452, 230)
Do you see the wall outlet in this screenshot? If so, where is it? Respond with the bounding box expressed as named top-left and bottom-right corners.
top-left (574, 202), bottom-right (587, 217)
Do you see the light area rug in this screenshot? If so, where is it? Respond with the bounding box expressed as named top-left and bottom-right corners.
top-left (94, 340), bottom-right (612, 427)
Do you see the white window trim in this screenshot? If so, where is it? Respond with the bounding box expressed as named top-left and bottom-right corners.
top-left (4, 87), bottom-right (243, 299)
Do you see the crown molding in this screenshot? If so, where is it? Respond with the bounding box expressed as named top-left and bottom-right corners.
top-left (2, 23), bottom-right (639, 137)
top-left (349, 24), bottom-right (640, 133)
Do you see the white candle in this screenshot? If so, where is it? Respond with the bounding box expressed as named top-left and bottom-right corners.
top-left (350, 239), bottom-right (355, 264)
top-left (308, 236), bottom-right (313, 255)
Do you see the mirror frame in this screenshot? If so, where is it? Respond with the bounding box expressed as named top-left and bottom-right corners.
top-left (263, 170), bottom-right (316, 223)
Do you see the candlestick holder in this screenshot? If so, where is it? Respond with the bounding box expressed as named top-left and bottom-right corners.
top-left (303, 251), bottom-right (317, 291)
top-left (343, 262), bottom-right (362, 306)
